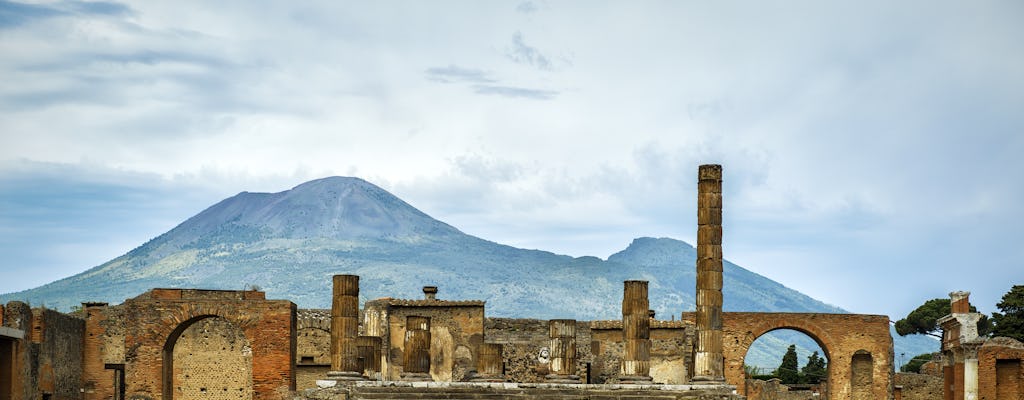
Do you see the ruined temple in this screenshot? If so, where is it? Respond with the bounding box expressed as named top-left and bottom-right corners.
top-left (7, 164), bottom-right (998, 400)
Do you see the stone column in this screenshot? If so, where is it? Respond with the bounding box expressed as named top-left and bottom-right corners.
top-left (546, 319), bottom-right (582, 383)
top-left (620, 280), bottom-right (653, 383)
top-left (327, 274), bottom-right (364, 381)
top-left (693, 164), bottom-right (725, 382)
top-left (471, 343), bottom-right (507, 382)
top-left (402, 316), bottom-right (433, 381)
top-left (356, 336), bottom-right (382, 380)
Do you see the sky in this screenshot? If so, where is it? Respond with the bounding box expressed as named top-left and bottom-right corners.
top-left (0, 0), bottom-right (1022, 322)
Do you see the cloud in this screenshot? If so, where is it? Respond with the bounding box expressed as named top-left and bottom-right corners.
top-left (515, 2), bottom-right (538, 14)
top-left (506, 31), bottom-right (552, 70)
top-left (0, 0), bottom-right (131, 28)
top-left (425, 65), bottom-right (495, 84)
top-left (472, 85), bottom-right (557, 100)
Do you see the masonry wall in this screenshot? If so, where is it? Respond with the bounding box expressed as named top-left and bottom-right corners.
top-left (33, 308), bottom-right (85, 400)
top-left (82, 303), bottom-right (126, 400)
top-left (172, 316), bottom-right (253, 399)
top-left (483, 318), bottom-right (595, 383)
top-left (978, 337), bottom-right (1024, 400)
top-left (590, 320), bottom-right (693, 384)
top-left (2, 302), bottom-right (33, 400)
top-left (295, 309), bottom-right (331, 390)
top-left (365, 301), bottom-right (484, 382)
top-left (895, 373), bottom-right (944, 400)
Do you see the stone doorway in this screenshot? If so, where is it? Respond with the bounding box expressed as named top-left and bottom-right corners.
top-left (0, 337), bottom-right (14, 400)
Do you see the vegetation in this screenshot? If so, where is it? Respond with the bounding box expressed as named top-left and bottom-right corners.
top-left (774, 345), bottom-right (800, 384)
top-left (800, 351), bottom-right (827, 383)
top-left (895, 298), bottom-right (991, 338)
top-left (991, 285), bottom-right (1024, 341)
top-left (900, 353), bottom-right (933, 373)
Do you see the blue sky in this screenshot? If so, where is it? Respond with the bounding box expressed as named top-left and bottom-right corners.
top-left (0, 0), bottom-right (1022, 321)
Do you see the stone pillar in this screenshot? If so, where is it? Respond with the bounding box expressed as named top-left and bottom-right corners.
top-left (327, 274), bottom-right (364, 381)
top-left (356, 336), bottom-right (382, 380)
top-left (402, 316), bottom-right (433, 381)
top-left (546, 319), bottom-right (582, 383)
top-left (620, 280), bottom-right (653, 383)
top-left (693, 164), bottom-right (725, 382)
top-left (423, 286), bottom-right (438, 300)
top-left (471, 343), bottom-right (507, 382)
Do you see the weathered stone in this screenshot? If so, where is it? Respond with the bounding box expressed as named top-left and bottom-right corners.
top-left (328, 275), bottom-right (364, 382)
top-left (402, 316), bottom-right (433, 381)
top-left (693, 164), bottom-right (726, 384)
top-left (546, 320), bottom-right (581, 384)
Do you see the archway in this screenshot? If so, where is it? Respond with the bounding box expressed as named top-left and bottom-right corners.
top-left (742, 328), bottom-right (831, 398)
top-left (162, 316), bottom-right (253, 400)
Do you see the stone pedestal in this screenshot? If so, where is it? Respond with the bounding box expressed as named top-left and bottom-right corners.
top-left (327, 274), bottom-right (364, 381)
top-left (546, 319), bottom-right (582, 384)
top-left (619, 280), bottom-right (653, 383)
top-left (469, 343), bottom-right (507, 382)
top-left (693, 164), bottom-right (725, 383)
top-left (401, 316), bottom-right (433, 381)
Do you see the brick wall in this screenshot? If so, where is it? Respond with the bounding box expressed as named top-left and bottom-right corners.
top-left (296, 309), bottom-right (331, 389)
top-left (172, 316), bottom-right (253, 399)
top-left (34, 308), bottom-right (85, 400)
top-left (978, 337), bottom-right (1024, 400)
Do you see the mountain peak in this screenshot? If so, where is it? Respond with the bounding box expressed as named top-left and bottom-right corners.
top-left (607, 237), bottom-right (695, 265)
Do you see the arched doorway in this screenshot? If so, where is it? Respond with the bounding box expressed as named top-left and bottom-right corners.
top-left (742, 328), bottom-right (830, 399)
top-left (163, 316), bottom-right (253, 400)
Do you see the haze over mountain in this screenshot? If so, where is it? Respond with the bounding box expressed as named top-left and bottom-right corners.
top-left (0, 176), bottom-right (936, 368)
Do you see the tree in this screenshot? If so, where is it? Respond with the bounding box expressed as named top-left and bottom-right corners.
top-left (800, 351), bottom-right (827, 383)
top-left (991, 285), bottom-right (1024, 342)
top-left (895, 298), bottom-right (991, 337)
top-left (774, 344), bottom-right (800, 384)
top-left (900, 353), bottom-right (934, 373)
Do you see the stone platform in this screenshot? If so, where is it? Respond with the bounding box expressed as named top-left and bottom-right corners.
top-left (304, 381), bottom-right (740, 399)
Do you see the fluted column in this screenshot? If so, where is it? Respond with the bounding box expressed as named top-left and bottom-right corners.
top-left (546, 319), bottom-right (582, 383)
top-left (327, 274), bottom-right (364, 381)
top-left (693, 164), bottom-right (725, 382)
top-left (470, 343), bottom-right (507, 382)
top-left (401, 316), bottom-right (433, 381)
top-left (620, 280), bottom-right (653, 382)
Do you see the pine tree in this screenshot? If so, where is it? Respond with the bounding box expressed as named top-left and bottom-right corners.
top-left (991, 285), bottom-right (1024, 341)
top-left (775, 344), bottom-right (800, 384)
top-left (800, 351), bottom-right (827, 383)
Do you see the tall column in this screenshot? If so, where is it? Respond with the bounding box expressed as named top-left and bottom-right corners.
top-left (402, 316), bottom-right (433, 381)
top-left (327, 274), bottom-right (364, 381)
top-left (693, 164), bottom-right (725, 382)
top-left (471, 343), bottom-right (507, 382)
top-left (546, 319), bottom-right (582, 383)
top-left (356, 336), bottom-right (382, 380)
top-left (620, 280), bottom-right (653, 382)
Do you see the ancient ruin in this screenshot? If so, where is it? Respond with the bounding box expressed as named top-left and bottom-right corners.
top-left (10, 164), bottom-right (1017, 399)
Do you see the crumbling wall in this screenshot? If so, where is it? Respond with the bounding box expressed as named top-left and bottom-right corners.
top-left (82, 302), bottom-right (126, 400)
top-left (978, 337), bottom-right (1024, 400)
top-left (366, 300), bottom-right (484, 382)
top-left (484, 318), bottom-right (594, 383)
top-left (34, 308), bottom-right (85, 399)
top-left (894, 372), bottom-right (943, 400)
top-left (296, 309), bottom-right (331, 390)
top-left (590, 320), bottom-right (692, 384)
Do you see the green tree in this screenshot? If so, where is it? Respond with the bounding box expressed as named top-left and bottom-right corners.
top-left (895, 298), bottom-right (991, 337)
top-left (800, 351), bottom-right (827, 383)
top-left (900, 353), bottom-right (934, 373)
top-left (991, 285), bottom-right (1024, 341)
top-left (774, 344), bottom-right (800, 384)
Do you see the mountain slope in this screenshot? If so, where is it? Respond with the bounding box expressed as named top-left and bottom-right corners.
top-left (0, 176), bottom-right (937, 367)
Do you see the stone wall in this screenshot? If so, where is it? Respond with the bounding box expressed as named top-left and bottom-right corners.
top-left (590, 319), bottom-right (693, 384)
top-left (82, 302), bottom-right (126, 400)
top-left (33, 307), bottom-right (85, 399)
top-left (2, 301), bottom-right (33, 400)
top-left (364, 299), bottom-right (484, 382)
top-left (894, 372), bottom-right (943, 400)
top-left (296, 309), bottom-right (331, 390)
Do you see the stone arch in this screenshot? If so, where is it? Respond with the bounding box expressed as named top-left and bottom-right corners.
top-left (743, 327), bottom-right (832, 378)
top-left (122, 289), bottom-right (295, 400)
top-left (713, 312), bottom-right (893, 400)
top-left (162, 315), bottom-right (253, 400)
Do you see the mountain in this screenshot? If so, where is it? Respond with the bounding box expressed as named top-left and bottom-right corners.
top-left (0, 176), bottom-right (937, 368)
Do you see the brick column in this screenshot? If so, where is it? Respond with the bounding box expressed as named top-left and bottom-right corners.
top-left (620, 280), bottom-right (652, 383)
top-left (470, 343), bottom-right (507, 382)
top-left (327, 274), bottom-right (364, 381)
top-left (356, 336), bottom-right (382, 380)
top-left (546, 319), bottom-right (581, 383)
top-left (402, 316), bottom-right (432, 381)
top-left (693, 164), bottom-right (725, 382)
